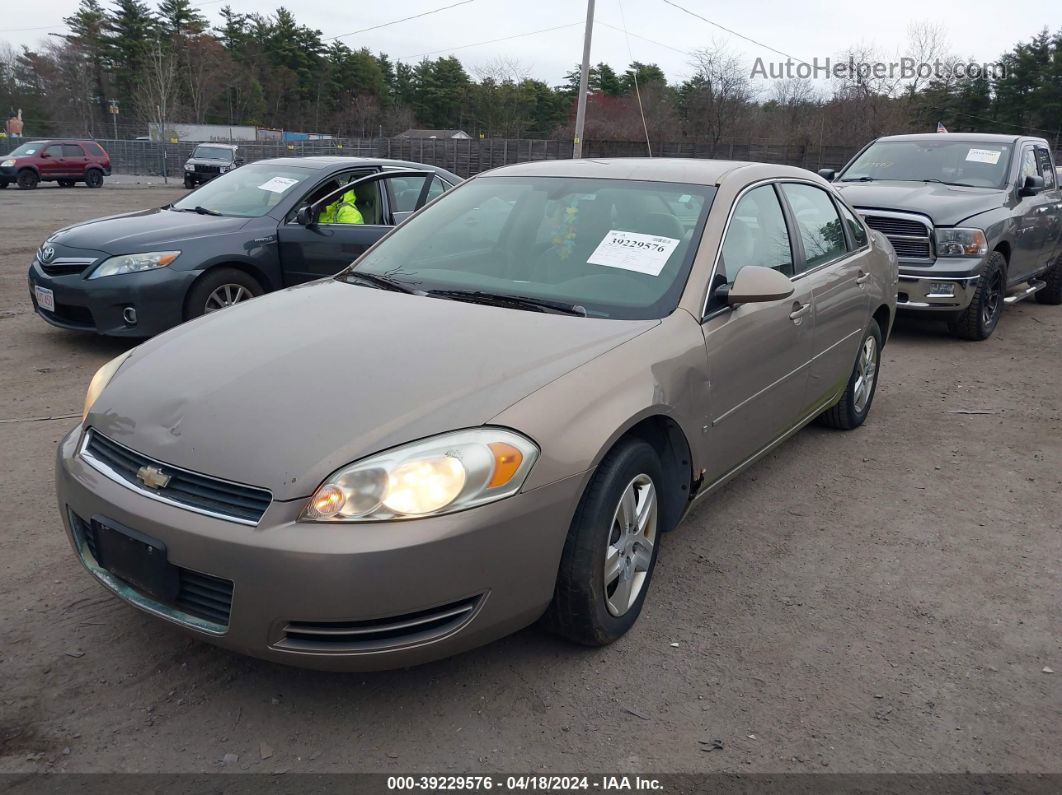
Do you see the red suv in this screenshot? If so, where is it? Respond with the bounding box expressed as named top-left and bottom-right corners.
top-left (0, 139), bottom-right (112, 190)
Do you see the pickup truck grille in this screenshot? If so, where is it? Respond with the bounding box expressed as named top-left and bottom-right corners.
top-left (861, 212), bottom-right (934, 262)
top-left (193, 164), bottom-right (220, 174)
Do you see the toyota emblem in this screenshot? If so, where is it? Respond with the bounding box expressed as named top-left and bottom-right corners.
top-left (39, 245), bottom-right (56, 263)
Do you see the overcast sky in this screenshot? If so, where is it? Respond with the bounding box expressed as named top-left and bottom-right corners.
top-left (1, 0), bottom-right (1057, 89)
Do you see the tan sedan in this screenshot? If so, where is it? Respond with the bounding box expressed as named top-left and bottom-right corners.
top-left (57, 159), bottom-right (897, 670)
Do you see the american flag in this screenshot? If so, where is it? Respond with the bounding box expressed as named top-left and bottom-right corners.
top-left (936, 121), bottom-right (949, 133)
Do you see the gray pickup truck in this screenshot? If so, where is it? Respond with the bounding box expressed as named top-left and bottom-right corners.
top-left (824, 133), bottom-right (1062, 340)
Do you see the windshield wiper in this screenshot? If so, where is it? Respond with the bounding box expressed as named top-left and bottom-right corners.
top-left (428, 289), bottom-right (587, 316)
top-left (840, 176), bottom-right (875, 182)
top-left (343, 271), bottom-right (419, 294)
top-left (921, 178), bottom-right (978, 188)
top-left (171, 205), bottom-right (223, 215)
top-left (193, 205), bottom-right (222, 216)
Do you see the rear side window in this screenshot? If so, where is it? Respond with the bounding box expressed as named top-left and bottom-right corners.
top-left (719, 184), bottom-right (794, 284)
top-left (780, 183), bottom-right (847, 271)
top-left (63, 144), bottom-right (85, 157)
top-left (837, 202), bottom-right (868, 249)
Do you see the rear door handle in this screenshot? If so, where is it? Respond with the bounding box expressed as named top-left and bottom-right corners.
top-left (856, 271), bottom-right (870, 285)
top-left (789, 302), bottom-right (811, 323)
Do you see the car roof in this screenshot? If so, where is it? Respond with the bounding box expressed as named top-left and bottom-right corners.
top-left (874, 132), bottom-right (1044, 145)
top-left (480, 158), bottom-right (815, 186)
top-left (253, 156), bottom-right (461, 180)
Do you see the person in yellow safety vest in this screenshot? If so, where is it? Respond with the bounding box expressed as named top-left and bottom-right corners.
top-left (319, 188), bottom-right (365, 224)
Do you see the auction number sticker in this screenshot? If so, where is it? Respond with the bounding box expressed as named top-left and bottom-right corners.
top-left (257, 176), bottom-right (300, 193)
top-left (966, 148), bottom-right (1002, 165)
top-left (587, 230), bottom-right (680, 276)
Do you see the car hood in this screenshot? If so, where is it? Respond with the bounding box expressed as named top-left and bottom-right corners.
top-left (835, 181), bottom-right (1007, 226)
top-left (48, 207), bottom-right (252, 254)
top-left (89, 280), bottom-right (657, 500)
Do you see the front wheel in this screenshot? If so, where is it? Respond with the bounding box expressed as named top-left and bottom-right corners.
top-left (185, 267), bottom-right (264, 320)
top-left (542, 438), bottom-right (663, 646)
top-left (16, 169), bottom-right (39, 190)
top-left (0, 179), bottom-right (8, 189)
top-left (84, 169), bottom-right (104, 189)
top-left (948, 251), bottom-right (1006, 340)
top-left (183, 175), bottom-right (195, 189)
top-left (816, 321), bottom-right (883, 430)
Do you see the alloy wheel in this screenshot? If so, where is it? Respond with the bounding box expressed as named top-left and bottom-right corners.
top-left (603, 474), bottom-right (657, 617)
top-left (982, 270), bottom-right (1003, 328)
top-left (852, 334), bottom-right (878, 415)
top-left (204, 284), bottom-right (254, 313)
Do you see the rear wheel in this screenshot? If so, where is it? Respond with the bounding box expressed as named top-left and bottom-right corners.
top-left (816, 321), bottom-right (883, 430)
top-left (84, 169), bottom-right (104, 189)
top-left (185, 267), bottom-right (264, 320)
top-left (948, 251), bottom-right (1006, 340)
top-left (542, 438), bottom-right (663, 646)
top-left (1035, 256), bottom-right (1062, 306)
top-left (16, 169), bottom-right (39, 190)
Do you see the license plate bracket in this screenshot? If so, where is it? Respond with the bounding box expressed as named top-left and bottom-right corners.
top-left (91, 517), bottom-right (180, 603)
top-left (34, 285), bottom-right (55, 312)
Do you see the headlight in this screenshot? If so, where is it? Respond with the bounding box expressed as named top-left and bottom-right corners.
top-left (302, 428), bottom-right (539, 522)
top-left (88, 251), bottom-right (181, 279)
top-left (935, 228), bottom-right (988, 257)
top-left (219, 165), bottom-right (230, 173)
top-left (83, 350), bottom-right (133, 420)
top-left (1, 159), bottom-right (15, 167)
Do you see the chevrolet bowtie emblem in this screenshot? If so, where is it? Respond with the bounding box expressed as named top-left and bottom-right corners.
top-left (136, 465), bottom-right (172, 490)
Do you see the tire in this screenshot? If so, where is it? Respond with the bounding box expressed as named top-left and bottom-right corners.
top-left (816, 321), bottom-right (883, 431)
top-left (185, 267), bottom-right (264, 320)
top-left (0, 180), bottom-right (8, 189)
top-left (542, 438), bottom-right (663, 646)
top-left (948, 251), bottom-right (1006, 340)
top-left (1035, 256), bottom-right (1062, 305)
top-left (16, 169), bottom-right (39, 190)
top-left (183, 175), bottom-right (195, 189)
top-left (57, 179), bottom-right (75, 188)
top-left (84, 169), bottom-right (104, 189)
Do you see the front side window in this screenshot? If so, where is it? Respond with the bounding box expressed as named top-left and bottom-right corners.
top-left (718, 185), bottom-right (793, 285)
top-left (780, 183), bottom-right (847, 271)
top-left (171, 163), bottom-right (313, 217)
top-left (1035, 147), bottom-right (1056, 189)
top-left (1019, 147), bottom-right (1039, 182)
top-left (344, 176), bottom-right (715, 320)
top-left (45, 144), bottom-right (64, 158)
top-left (840, 140), bottom-right (1012, 188)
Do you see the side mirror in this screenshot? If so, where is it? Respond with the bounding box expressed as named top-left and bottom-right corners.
top-left (817, 168), bottom-right (836, 181)
top-left (722, 265), bottom-right (794, 306)
top-left (295, 206), bottom-right (316, 226)
top-left (235, 157), bottom-right (244, 166)
top-left (1019, 174), bottom-right (1045, 197)
top-left (39, 151), bottom-right (50, 158)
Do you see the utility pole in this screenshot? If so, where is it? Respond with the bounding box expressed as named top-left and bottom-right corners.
top-left (572, 0), bottom-right (595, 159)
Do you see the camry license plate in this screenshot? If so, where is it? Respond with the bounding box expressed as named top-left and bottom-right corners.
top-left (34, 285), bottom-right (54, 312)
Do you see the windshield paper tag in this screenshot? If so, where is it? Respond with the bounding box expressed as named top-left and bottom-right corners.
top-left (258, 176), bottom-right (299, 193)
top-left (966, 148), bottom-right (1002, 165)
top-left (588, 230), bottom-right (680, 277)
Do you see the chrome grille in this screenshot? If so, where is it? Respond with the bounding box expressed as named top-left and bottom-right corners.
top-left (276, 596), bottom-right (482, 653)
top-left (81, 430), bottom-right (272, 525)
top-left (37, 254), bottom-right (97, 276)
top-left (861, 212), bottom-right (934, 262)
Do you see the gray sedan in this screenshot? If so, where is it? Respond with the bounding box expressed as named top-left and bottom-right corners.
top-left (57, 159), bottom-right (897, 670)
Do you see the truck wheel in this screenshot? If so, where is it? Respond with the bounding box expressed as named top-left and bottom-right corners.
top-left (1035, 257), bottom-right (1062, 305)
top-left (185, 267), bottom-right (264, 320)
top-left (542, 438), bottom-right (662, 646)
top-left (84, 169), bottom-right (104, 188)
top-left (16, 169), bottom-right (39, 190)
top-left (948, 251), bottom-right (1006, 341)
top-left (816, 321), bottom-right (883, 430)
top-left (183, 175), bottom-right (195, 189)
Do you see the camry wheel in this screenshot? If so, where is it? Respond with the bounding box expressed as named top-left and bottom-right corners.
top-left (817, 321), bottom-right (883, 430)
top-left (543, 438), bottom-right (663, 646)
top-left (185, 267), bottom-right (264, 320)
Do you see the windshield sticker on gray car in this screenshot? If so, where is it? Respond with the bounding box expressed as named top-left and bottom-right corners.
top-left (257, 176), bottom-right (300, 193)
top-left (966, 148), bottom-right (1003, 165)
top-left (587, 230), bottom-right (680, 277)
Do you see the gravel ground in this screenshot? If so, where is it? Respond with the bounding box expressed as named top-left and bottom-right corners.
top-left (0, 186), bottom-right (1059, 775)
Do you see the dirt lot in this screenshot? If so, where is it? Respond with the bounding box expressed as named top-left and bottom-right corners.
top-left (0, 185), bottom-right (1058, 775)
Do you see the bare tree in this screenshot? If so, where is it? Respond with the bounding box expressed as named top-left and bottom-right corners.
top-left (684, 40), bottom-right (756, 153)
top-left (904, 21), bottom-right (951, 96)
top-left (471, 57), bottom-right (530, 84)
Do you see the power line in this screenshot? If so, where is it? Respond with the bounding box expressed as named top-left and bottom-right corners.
top-left (398, 21), bottom-right (583, 62)
top-left (326, 0), bottom-right (477, 41)
top-left (659, 0), bottom-right (809, 66)
top-left (615, 0), bottom-right (652, 156)
top-left (595, 20), bottom-right (693, 58)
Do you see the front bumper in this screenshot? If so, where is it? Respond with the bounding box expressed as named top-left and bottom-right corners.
top-left (896, 272), bottom-right (981, 312)
top-left (56, 427), bottom-right (585, 671)
top-left (28, 259), bottom-right (198, 337)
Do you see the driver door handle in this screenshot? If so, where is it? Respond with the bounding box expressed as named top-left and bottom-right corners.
top-left (789, 302), bottom-right (811, 323)
top-left (856, 270), bottom-right (870, 285)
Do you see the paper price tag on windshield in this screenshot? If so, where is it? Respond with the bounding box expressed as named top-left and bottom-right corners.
top-left (966, 148), bottom-right (1002, 165)
top-left (257, 176), bottom-right (299, 193)
top-left (587, 230), bottom-right (680, 277)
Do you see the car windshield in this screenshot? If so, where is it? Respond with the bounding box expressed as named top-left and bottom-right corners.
top-left (840, 140), bottom-right (1012, 188)
top-left (341, 176), bottom-right (714, 319)
top-left (8, 142), bottom-right (46, 157)
top-left (192, 145), bottom-right (234, 161)
top-left (170, 163), bottom-right (312, 217)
